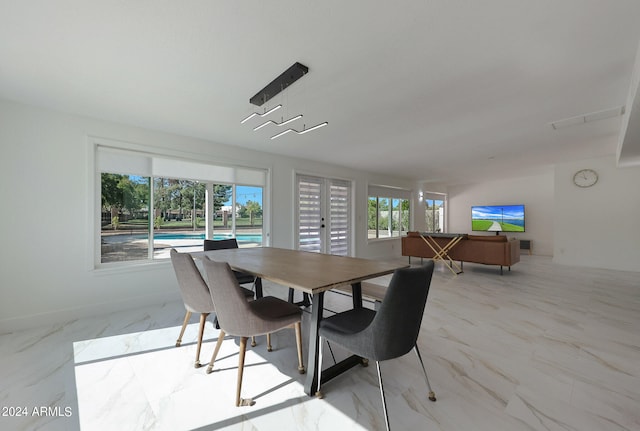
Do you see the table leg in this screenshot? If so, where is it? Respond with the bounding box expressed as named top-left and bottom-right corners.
top-left (254, 277), bottom-right (263, 298)
top-left (351, 281), bottom-right (362, 309)
top-left (304, 291), bottom-right (325, 396)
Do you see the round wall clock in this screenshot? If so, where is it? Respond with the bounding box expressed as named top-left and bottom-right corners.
top-left (573, 169), bottom-right (598, 188)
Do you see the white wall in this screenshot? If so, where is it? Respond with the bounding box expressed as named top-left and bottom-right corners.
top-left (0, 99), bottom-right (412, 331)
top-left (437, 172), bottom-right (556, 256)
top-left (554, 156), bottom-right (640, 270)
top-left (420, 156), bottom-right (640, 273)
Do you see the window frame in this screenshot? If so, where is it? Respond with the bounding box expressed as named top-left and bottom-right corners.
top-left (423, 192), bottom-right (447, 233)
top-left (367, 185), bottom-right (411, 241)
top-left (89, 137), bottom-right (270, 270)
top-left (294, 173), bottom-right (353, 256)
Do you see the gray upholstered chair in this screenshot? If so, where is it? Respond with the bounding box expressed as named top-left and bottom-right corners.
top-left (202, 258), bottom-right (305, 407)
top-left (317, 262), bottom-right (436, 431)
top-left (203, 238), bottom-right (257, 288)
top-left (170, 249), bottom-right (253, 368)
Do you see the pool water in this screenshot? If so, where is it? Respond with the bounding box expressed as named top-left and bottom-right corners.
top-left (152, 233), bottom-right (263, 243)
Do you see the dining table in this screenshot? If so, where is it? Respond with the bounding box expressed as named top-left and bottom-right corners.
top-left (192, 246), bottom-right (407, 397)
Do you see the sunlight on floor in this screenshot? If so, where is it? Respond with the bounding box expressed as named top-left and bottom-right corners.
top-left (72, 323), bottom-right (369, 431)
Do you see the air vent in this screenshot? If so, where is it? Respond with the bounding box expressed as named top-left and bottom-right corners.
top-left (550, 106), bottom-right (625, 130)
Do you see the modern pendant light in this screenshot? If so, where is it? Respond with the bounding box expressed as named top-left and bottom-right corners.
top-left (240, 104), bottom-right (282, 124)
top-left (242, 62), bottom-right (327, 139)
top-left (253, 114), bottom-right (303, 131)
top-left (270, 122), bottom-right (328, 140)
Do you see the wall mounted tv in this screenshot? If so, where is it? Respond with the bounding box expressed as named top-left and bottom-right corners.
top-left (471, 205), bottom-right (525, 232)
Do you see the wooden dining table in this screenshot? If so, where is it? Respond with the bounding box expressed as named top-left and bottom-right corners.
top-left (192, 246), bottom-right (407, 397)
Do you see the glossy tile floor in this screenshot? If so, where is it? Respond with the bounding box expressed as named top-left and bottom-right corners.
top-left (1, 255), bottom-right (639, 430)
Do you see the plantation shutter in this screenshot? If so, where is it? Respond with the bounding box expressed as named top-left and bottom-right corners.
top-left (329, 179), bottom-right (350, 256)
top-left (297, 175), bottom-right (323, 253)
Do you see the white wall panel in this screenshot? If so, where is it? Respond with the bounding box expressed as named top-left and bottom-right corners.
top-left (0, 99), bottom-right (413, 330)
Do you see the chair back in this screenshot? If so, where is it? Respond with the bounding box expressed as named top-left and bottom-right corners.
top-left (204, 238), bottom-right (239, 251)
top-left (368, 261), bottom-right (434, 361)
top-left (202, 258), bottom-right (256, 336)
top-left (170, 249), bottom-right (214, 313)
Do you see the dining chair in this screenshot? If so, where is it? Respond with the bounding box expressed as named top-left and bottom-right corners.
top-left (170, 249), bottom-right (254, 368)
top-left (202, 257), bottom-right (305, 407)
top-left (203, 238), bottom-right (257, 290)
top-left (317, 262), bottom-right (436, 431)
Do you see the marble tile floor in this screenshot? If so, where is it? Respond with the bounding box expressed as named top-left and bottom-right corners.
top-left (1, 255), bottom-right (639, 431)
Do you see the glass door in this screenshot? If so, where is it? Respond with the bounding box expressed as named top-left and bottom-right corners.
top-left (296, 174), bottom-right (351, 255)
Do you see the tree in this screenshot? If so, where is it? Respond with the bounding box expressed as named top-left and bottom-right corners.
top-left (401, 199), bottom-right (410, 232)
top-left (101, 173), bottom-right (149, 223)
top-left (368, 198), bottom-right (378, 231)
top-left (212, 184), bottom-right (232, 212)
top-left (242, 200), bottom-right (262, 226)
top-left (101, 173), bottom-right (122, 209)
top-left (378, 198), bottom-right (389, 230)
top-left (153, 179), bottom-right (214, 221)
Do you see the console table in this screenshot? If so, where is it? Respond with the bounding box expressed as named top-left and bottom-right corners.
top-left (417, 232), bottom-right (466, 275)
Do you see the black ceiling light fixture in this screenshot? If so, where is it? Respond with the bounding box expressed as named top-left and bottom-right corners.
top-left (241, 62), bottom-right (328, 138)
top-left (249, 62), bottom-right (308, 106)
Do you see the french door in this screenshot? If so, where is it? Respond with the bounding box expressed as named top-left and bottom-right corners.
top-left (296, 174), bottom-right (351, 255)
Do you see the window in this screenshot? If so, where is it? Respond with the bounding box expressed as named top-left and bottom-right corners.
top-left (96, 143), bottom-right (266, 265)
top-left (391, 198), bottom-right (410, 237)
top-left (424, 192), bottom-right (446, 233)
top-left (367, 185), bottom-right (411, 239)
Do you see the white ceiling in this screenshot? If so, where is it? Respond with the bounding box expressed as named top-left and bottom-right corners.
top-left (1, 1), bottom-right (640, 184)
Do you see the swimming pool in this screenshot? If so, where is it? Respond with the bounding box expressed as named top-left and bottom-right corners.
top-left (152, 232), bottom-right (263, 243)
top-left (102, 232), bottom-right (263, 245)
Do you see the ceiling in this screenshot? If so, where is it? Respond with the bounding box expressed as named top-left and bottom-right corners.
top-left (1, 1), bottom-right (640, 184)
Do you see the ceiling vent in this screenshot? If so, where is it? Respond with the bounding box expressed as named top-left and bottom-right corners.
top-left (550, 106), bottom-right (625, 130)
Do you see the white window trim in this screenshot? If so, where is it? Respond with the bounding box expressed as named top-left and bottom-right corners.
top-left (423, 191), bottom-right (447, 233)
top-left (367, 184), bottom-right (412, 242)
top-left (292, 170), bottom-right (355, 256)
top-left (87, 135), bottom-right (271, 272)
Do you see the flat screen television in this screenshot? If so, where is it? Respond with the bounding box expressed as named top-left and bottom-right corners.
top-left (471, 204), bottom-right (525, 232)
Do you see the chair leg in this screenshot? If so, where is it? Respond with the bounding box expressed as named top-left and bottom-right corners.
top-left (376, 361), bottom-right (391, 431)
top-left (194, 313), bottom-right (209, 368)
top-left (236, 337), bottom-right (254, 406)
top-left (266, 333), bottom-right (272, 352)
top-left (414, 345), bottom-right (436, 401)
top-left (326, 340), bottom-right (337, 364)
top-left (316, 336), bottom-right (324, 398)
top-left (251, 336), bottom-right (257, 347)
top-left (294, 321), bottom-right (305, 374)
top-left (176, 310), bottom-right (192, 347)
top-left (206, 330), bottom-right (225, 374)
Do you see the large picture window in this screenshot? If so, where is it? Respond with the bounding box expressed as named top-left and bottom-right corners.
top-left (367, 185), bottom-right (410, 239)
top-left (96, 144), bottom-right (266, 265)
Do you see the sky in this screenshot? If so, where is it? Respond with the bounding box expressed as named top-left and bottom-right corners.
top-left (227, 185), bottom-right (263, 206)
top-left (471, 205), bottom-right (524, 220)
